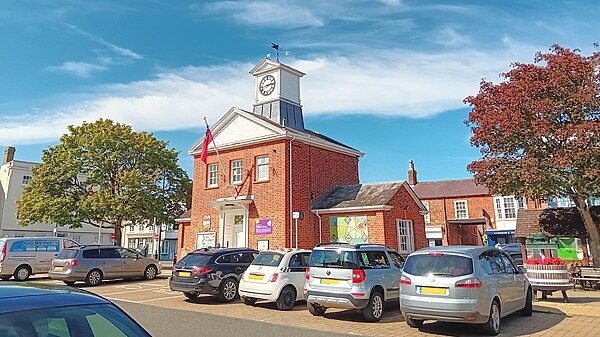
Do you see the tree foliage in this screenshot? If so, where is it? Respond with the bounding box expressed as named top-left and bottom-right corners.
top-left (17, 119), bottom-right (192, 245)
top-left (465, 45), bottom-right (600, 265)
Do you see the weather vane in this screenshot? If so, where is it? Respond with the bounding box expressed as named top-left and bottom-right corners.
top-left (269, 42), bottom-right (289, 62)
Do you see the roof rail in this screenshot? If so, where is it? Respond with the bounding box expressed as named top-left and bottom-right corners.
top-left (315, 242), bottom-right (391, 249)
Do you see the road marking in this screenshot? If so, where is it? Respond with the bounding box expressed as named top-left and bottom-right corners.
top-left (100, 287), bottom-right (170, 296)
top-left (106, 297), bottom-right (141, 304)
top-left (144, 283), bottom-right (169, 287)
top-left (138, 295), bottom-right (182, 303)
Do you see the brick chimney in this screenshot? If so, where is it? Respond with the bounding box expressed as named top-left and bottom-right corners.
top-left (3, 147), bottom-right (15, 164)
top-left (408, 160), bottom-right (417, 186)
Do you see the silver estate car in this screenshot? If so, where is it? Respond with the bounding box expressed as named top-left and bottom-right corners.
top-left (304, 243), bottom-right (405, 322)
top-left (49, 245), bottom-right (161, 286)
top-left (399, 246), bottom-right (532, 336)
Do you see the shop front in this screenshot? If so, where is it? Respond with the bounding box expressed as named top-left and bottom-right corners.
top-left (485, 229), bottom-right (516, 247)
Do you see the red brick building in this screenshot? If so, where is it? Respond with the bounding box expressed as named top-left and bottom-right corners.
top-left (179, 58), bottom-right (428, 256)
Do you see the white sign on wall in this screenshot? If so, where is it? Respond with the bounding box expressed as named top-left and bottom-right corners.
top-left (196, 232), bottom-right (216, 249)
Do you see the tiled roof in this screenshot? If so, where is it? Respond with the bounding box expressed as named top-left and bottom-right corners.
top-left (413, 179), bottom-right (489, 199)
top-left (515, 207), bottom-right (597, 237)
top-left (312, 182), bottom-right (405, 210)
top-left (176, 210), bottom-right (191, 221)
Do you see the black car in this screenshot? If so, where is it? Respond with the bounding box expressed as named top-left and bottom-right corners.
top-left (169, 248), bottom-right (258, 302)
top-left (0, 282), bottom-right (152, 337)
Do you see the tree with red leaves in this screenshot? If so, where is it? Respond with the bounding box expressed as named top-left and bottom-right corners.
top-left (465, 45), bottom-right (600, 267)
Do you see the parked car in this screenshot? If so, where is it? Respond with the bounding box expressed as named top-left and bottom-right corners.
top-left (399, 246), bottom-right (532, 336)
top-left (0, 282), bottom-right (152, 336)
top-left (49, 245), bottom-right (161, 286)
top-left (0, 237), bottom-right (80, 281)
top-left (304, 243), bottom-right (405, 322)
top-left (496, 243), bottom-right (524, 266)
top-left (170, 248), bottom-right (258, 302)
top-left (239, 249), bottom-right (311, 310)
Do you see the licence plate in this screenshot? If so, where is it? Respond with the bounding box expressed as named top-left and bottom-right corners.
top-left (320, 278), bottom-right (339, 285)
top-left (417, 286), bottom-right (448, 295)
top-left (178, 271), bottom-right (191, 277)
top-left (249, 274), bottom-right (263, 280)
top-left (54, 266), bottom-right (64, 272)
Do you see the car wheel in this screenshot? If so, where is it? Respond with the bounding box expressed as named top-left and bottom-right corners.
top-left (276, 286), bottom-right (296, 311)
top-left (144, 265), bottom-right (158, 280)
top-left (521, 287), bottom-right (533, 316)
top-left (63, 281), bottom-right (76, 286)
top-left (242, 296), bottom-right (258, 305)
top-left (85, 269), bottom-right (103, 286)
top-left (14, 265), bottom-right (31, 281)
top-left (218, 278), bottom-right (238, 303)
top-left (405, 316), bottom-right (424, 328)
top-left (307, 303), bottom-right (326, 316)
top-left (363, 291), bottom-right (384, 322)
top-left (184, 292), bottom-right (199, 300)
top-left (1, 276), bottom-right (11, 281)
top-left (481, 300), bottom-right (501, 336)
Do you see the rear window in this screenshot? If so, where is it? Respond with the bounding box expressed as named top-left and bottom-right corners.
top-left (252, 252), bottom-right (283, 267)
top-left (309, 250), bottom-right (358, 269)
top-left (403, 253), bottom-right (473, 277)
top-left (56, 249), bottom-right (78, 259)
top-left (179, 253), bottom-right (212, 266)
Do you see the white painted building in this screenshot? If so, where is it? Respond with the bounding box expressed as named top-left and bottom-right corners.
top-left (0, 147), bottom-right (113, 243)
top-left (122, 221), bottom-right (178, 261)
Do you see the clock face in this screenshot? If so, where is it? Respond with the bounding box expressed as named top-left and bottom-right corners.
top-left (259, 75), bottom-right (276, 96)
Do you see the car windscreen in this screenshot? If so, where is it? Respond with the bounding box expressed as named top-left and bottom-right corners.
top-left (56, 249), bottom-right (78, 259)
top-left (309, 249), bottom-right (358, 269)
top-left (252, 252), bottom-right (283, 267)
top-left (403, 253), bottom-right (473, 277)
top-left (179, 253), bottom-right (212, 266)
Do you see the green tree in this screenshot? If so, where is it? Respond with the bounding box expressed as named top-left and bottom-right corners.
top-left (465, 45), bottom-right (600, 266)
top-left (17, 119), bottom-right (192, 245)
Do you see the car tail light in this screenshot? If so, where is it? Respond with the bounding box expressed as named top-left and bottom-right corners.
top-left (305, 267), bottom-right (310, 280)
top-left (268, 273), bottom-right (279, 282)
top-left (0, 241), bottom-right (6, 263)
top-left (400, 275), bottom-right (412, 285)
top-left (65, 259), bottom-right (78, 267)
top-left (192, 267), bottom-right (213, 275)
top-left (455, 277), bottom-right (482, 288)
top-left (428, 252), bottom-right (444, 256)
top-left (352, 269), bottom-right (366, 283)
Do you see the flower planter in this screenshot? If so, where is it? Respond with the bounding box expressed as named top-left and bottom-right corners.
top-left (525, 264), bottom-right (571, 288)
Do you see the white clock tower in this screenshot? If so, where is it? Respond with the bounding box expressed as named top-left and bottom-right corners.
top-left (249, 57), bottom-right (306, 130)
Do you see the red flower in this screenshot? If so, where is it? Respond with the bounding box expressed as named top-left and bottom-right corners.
top-left (525, 258), bottom-right (565, 265)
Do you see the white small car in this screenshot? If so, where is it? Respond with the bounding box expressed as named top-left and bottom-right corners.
top-left (239, 249), bottom-right (311, 310)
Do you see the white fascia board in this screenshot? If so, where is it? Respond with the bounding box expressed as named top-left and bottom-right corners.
top-left (401, 181), bottom-right (429, 212)
top-left (311, 205), bottom-right (393, 214)
top-left (175, 218), bottom-right (191, 223)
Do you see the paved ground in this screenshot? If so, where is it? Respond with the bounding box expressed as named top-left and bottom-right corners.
top-left (26, 275), bottom-right (600, 337)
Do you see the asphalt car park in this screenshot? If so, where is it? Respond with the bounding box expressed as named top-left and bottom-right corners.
top-left (25, 276), bottom-right (572, 337)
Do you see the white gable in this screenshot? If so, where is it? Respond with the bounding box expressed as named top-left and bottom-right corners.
top-left (188, 109), bottom-right (285, 155)
top-left (210, 114), bottom-right (277, 149)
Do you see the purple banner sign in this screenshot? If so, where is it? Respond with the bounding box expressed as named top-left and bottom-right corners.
top-left (255, 219), bottom-right (272, 235)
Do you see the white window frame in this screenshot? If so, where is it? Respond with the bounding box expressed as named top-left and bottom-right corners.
top-left (454, 200), bottom-right (468, 219)
top-left (397, 219), bottom-right (415, 254)
top-left (256, 155), bottom-right (269, 181)
top-left (207, 163), bottom-right (219, 187)
top-left (161, 240), bottom-right (171, 254)
top-left (422, 201), bottom-right (430, 223)
top-left (494, 196), bottom-right (519, 220)
top-left (231, 159), bottom-right (243, 184)
top-left (517, 196), bottom-right (527, 209)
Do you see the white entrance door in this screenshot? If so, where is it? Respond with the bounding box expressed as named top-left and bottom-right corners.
top-left (223, 212), bottom-right (246, 248)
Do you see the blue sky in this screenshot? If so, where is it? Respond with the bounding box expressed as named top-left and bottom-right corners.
top-left (1, 1), bottom-right (599, 183)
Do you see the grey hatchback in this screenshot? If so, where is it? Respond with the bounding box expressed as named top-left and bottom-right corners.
top-left (399, 246), bottom-right (532, 336)
top-left (49, 245), bottom-right (161, 286)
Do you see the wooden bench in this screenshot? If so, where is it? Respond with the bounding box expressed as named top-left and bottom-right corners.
top-left (572, 267), bottom-right (600, 290)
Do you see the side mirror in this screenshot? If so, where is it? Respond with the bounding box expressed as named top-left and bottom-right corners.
top-left (518, 266), bottom-right (527, 274)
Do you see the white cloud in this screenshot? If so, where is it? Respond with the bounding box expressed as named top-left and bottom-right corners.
top-left (47, 61), bottom-right (107, 78)
top-left (0, 45), bottom-right (541, 145)
top-left (433, 27), bottom-right (469, 47)
top-left (200, 1), bottom-right (324, 28)
top-left (64, 23), bottom-right (143, 60)
top-left (379, 0), bottom-right (403, 5)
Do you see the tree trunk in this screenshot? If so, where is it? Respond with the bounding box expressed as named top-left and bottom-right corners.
top-left (114, 217), bottom-right (123, 246)
top-left (574, 196), bottom-right (600, 267)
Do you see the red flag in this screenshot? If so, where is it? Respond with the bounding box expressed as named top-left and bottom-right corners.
top-left (200, 128), bottom-right (213, 164)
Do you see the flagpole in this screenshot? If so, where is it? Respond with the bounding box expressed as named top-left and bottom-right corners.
top-left (203, 117), bottom-right (236, 199)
